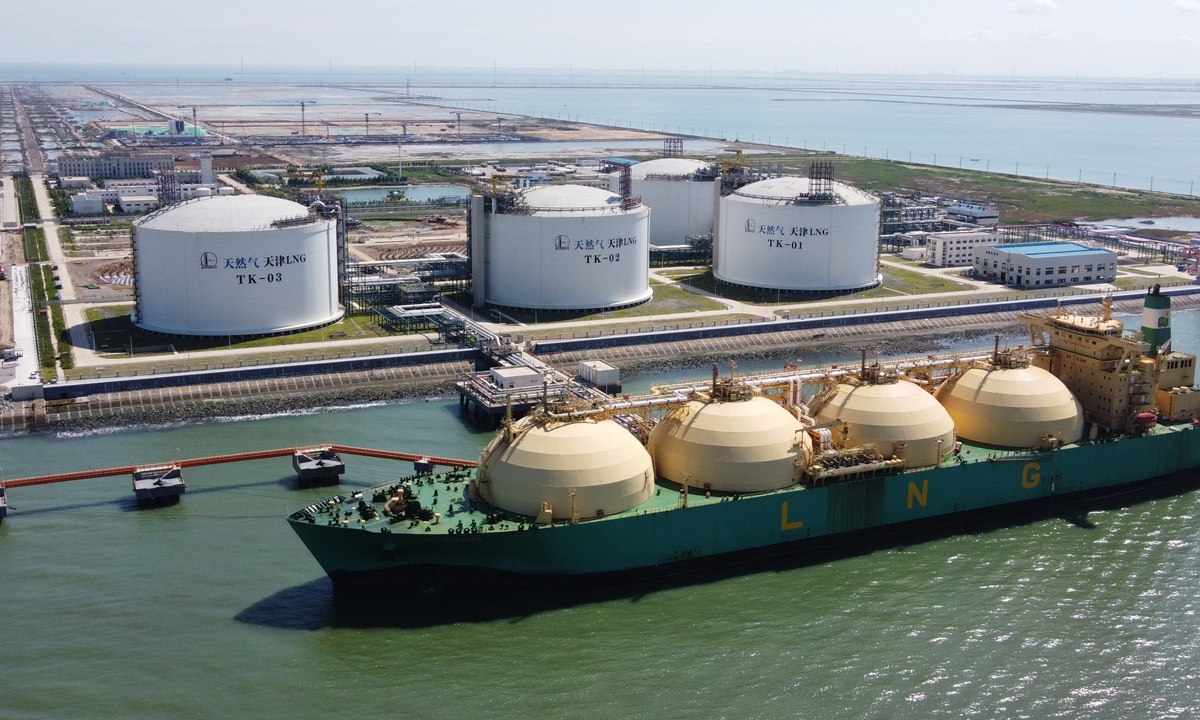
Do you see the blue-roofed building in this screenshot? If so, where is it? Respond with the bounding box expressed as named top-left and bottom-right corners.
top-left (973, 241), bottom-right (1117, 289)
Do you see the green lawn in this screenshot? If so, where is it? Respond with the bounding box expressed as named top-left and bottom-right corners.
top-left (655, 267), bottom-right (970, 306)
top-left (477, 281), bottom-right (727, 325)
top-left (81, 305), bottom-right (407, 356)
top-left (882, 266), bottom-right (975, 295)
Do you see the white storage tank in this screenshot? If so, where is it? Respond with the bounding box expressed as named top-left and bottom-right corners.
top-left (813, 379), bottom-right (956, 467)
top-left (628, 158), bottom-right (717, 246)
top-left (474, 184), bottom-right (650, 310)
top-left (133, 195), bottom-right (342, 336)
top-left (648, 397), bottom-right (812, 493)
top-left (935, 365), bottom-right (1084, 448)
top-left (714, 176), bottom-right (881, 292)
top-left (479, 418), bottom-right (654, 520)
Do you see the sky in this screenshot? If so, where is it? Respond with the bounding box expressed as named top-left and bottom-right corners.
top-left (2, 0), bottom-right (1199, 78)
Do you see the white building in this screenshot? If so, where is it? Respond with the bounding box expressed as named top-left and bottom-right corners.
top-left (973, 241), bottom-right (1118, 288)
top-left (926, 230), bottom-right (999, 268)
top-left (624, 158), bottom-right (717, 246)
top-left (471, 185), bottom-right (651, 311)
top-left (714, 176), bottom-right (880, 292)
top-left (118, 195), bottom-right (160, 213)
top-left (57, 153), bottom-right (174, 179)
top-left (58, 176), bottom-right (93, 190)
top-left (132, 195), bottom-right (342, 336)
top-left (69, 193), bottom-right (104, 214)
top-left (946, 203), bottom-right (999, 226)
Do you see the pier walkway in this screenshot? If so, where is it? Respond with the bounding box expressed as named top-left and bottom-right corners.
top-left (2, 444), bottom-right (476, 489)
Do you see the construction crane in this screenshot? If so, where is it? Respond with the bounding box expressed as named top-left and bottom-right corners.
top-left (287, 167), bottom-right (324, 194)
top-left (450, 111), bottom-right (462, 139)
top-left (364, 112), bottom-right (381, 137)
top-left (298, 100), bottom-right (316, 137)
top-left (721, 149), bottom-right (746, 175)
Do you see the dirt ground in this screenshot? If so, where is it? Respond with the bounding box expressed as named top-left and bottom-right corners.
top-left (65, 258), bottom-right (136, 301)
top-left (360, 239), bottom-right (468, 261)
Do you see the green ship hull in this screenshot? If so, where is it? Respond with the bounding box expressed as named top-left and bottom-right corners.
top-left (288, 423), bottom-right (1200, 588)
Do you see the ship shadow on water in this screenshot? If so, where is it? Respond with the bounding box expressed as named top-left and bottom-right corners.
top-left (235, 470), bottom-right (1200, 631)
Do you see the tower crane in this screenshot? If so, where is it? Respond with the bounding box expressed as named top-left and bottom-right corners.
top-left (298, 100), bottom-right (316, 137)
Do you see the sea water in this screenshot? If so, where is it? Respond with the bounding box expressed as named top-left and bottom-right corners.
top-left (2, 64), bottom-right (1197, 194)
top-left (2, 310), bottom-right (1199, 718)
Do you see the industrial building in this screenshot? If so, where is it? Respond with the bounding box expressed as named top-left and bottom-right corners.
top-left (57, 152), bottom-right (175, 179)
top-left (624, 158), bottom-right (718, 246)
top-left (973, 241), bottom-right (1118, 288)
top-left (946, 203), bottom-right (1000, 226)
top-left (58, 176), bottom-right (92, 189)
top-left (117, 195), bottom-right (159, 213)
top-left (713, 168), bottom-right (881, 292)
top-left (132, 195), bottom-right (343, 336)
top-left (69, 193), bottom-right (104, 214)
top-left (470, 184), bottom-right (651, 311)
top-left (926, 230), bottom-right (1000, 268)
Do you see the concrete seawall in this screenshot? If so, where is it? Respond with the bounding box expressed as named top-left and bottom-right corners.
top-left (530, 286), bottom-right (1200, 355)
top-left (41, 348), bottom-right (481, 400)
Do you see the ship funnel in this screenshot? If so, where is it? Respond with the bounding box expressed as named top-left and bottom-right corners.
top-left (1142, 284), bottom-right (1171, 353)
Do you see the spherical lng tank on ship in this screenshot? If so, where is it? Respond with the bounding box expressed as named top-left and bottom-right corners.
top-left (629, 158), bottom-right (717, 246)
top-left (133, 195), bottom-right (342, 336)
top-left (935, 365), bottom-right (1084, 448)
top-left (714, 176), bottom-right (881, 292)
top-left (648, 396), bottom-right (812, 493)
top-left (479, 418), bottom-right (655, 520)
top-left (813, 379), bottom-right (956, 467)
top-left (479, 184), bottom-right (650, 311)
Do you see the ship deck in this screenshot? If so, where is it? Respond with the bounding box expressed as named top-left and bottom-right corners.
top-left (289, 422), bottom-right (1194, 538)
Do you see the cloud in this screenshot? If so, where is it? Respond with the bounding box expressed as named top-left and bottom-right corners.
top-left (1175, 0), bottom-right (1200, 11)
top-left (1005, 0), bottom-right (1059, 12)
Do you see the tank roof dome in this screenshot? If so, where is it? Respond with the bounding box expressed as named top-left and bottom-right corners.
top-left (520, 184), bottom-right (633, 215)
top-left (631, 158), bottom-right (711, 180)
top-left (815, 379), bottom-right (956, 467)
top-left (731, 176), bottom-right (875, 206)
top-left (135, 195), bottom-right (311, 233)
top-left (648, 397), bottom-right (810, 493)
top-left (480, 418), bottom-right (653, 520)
top-left (936, 365), bottom-right (1083, 448)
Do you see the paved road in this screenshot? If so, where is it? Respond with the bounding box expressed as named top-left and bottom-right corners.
top-left (30, 174), bottom-right (95, 376)
top-left (216, 173), bottom-right (255, 195)
top-left (11, 90), bottom-right (45, 175)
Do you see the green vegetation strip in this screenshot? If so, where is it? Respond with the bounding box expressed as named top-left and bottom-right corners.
top-left (22, 227), bottom-right (48, 263)
top-left (27, 265), bottom-right (57, 370)
top-left (14, 174), bottom-right (40, 224)
top-left (41, 265), bottom-right (73, 369)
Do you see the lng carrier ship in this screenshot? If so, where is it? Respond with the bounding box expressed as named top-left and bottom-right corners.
top-left (289, 287), bottom-right (1200, 588)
